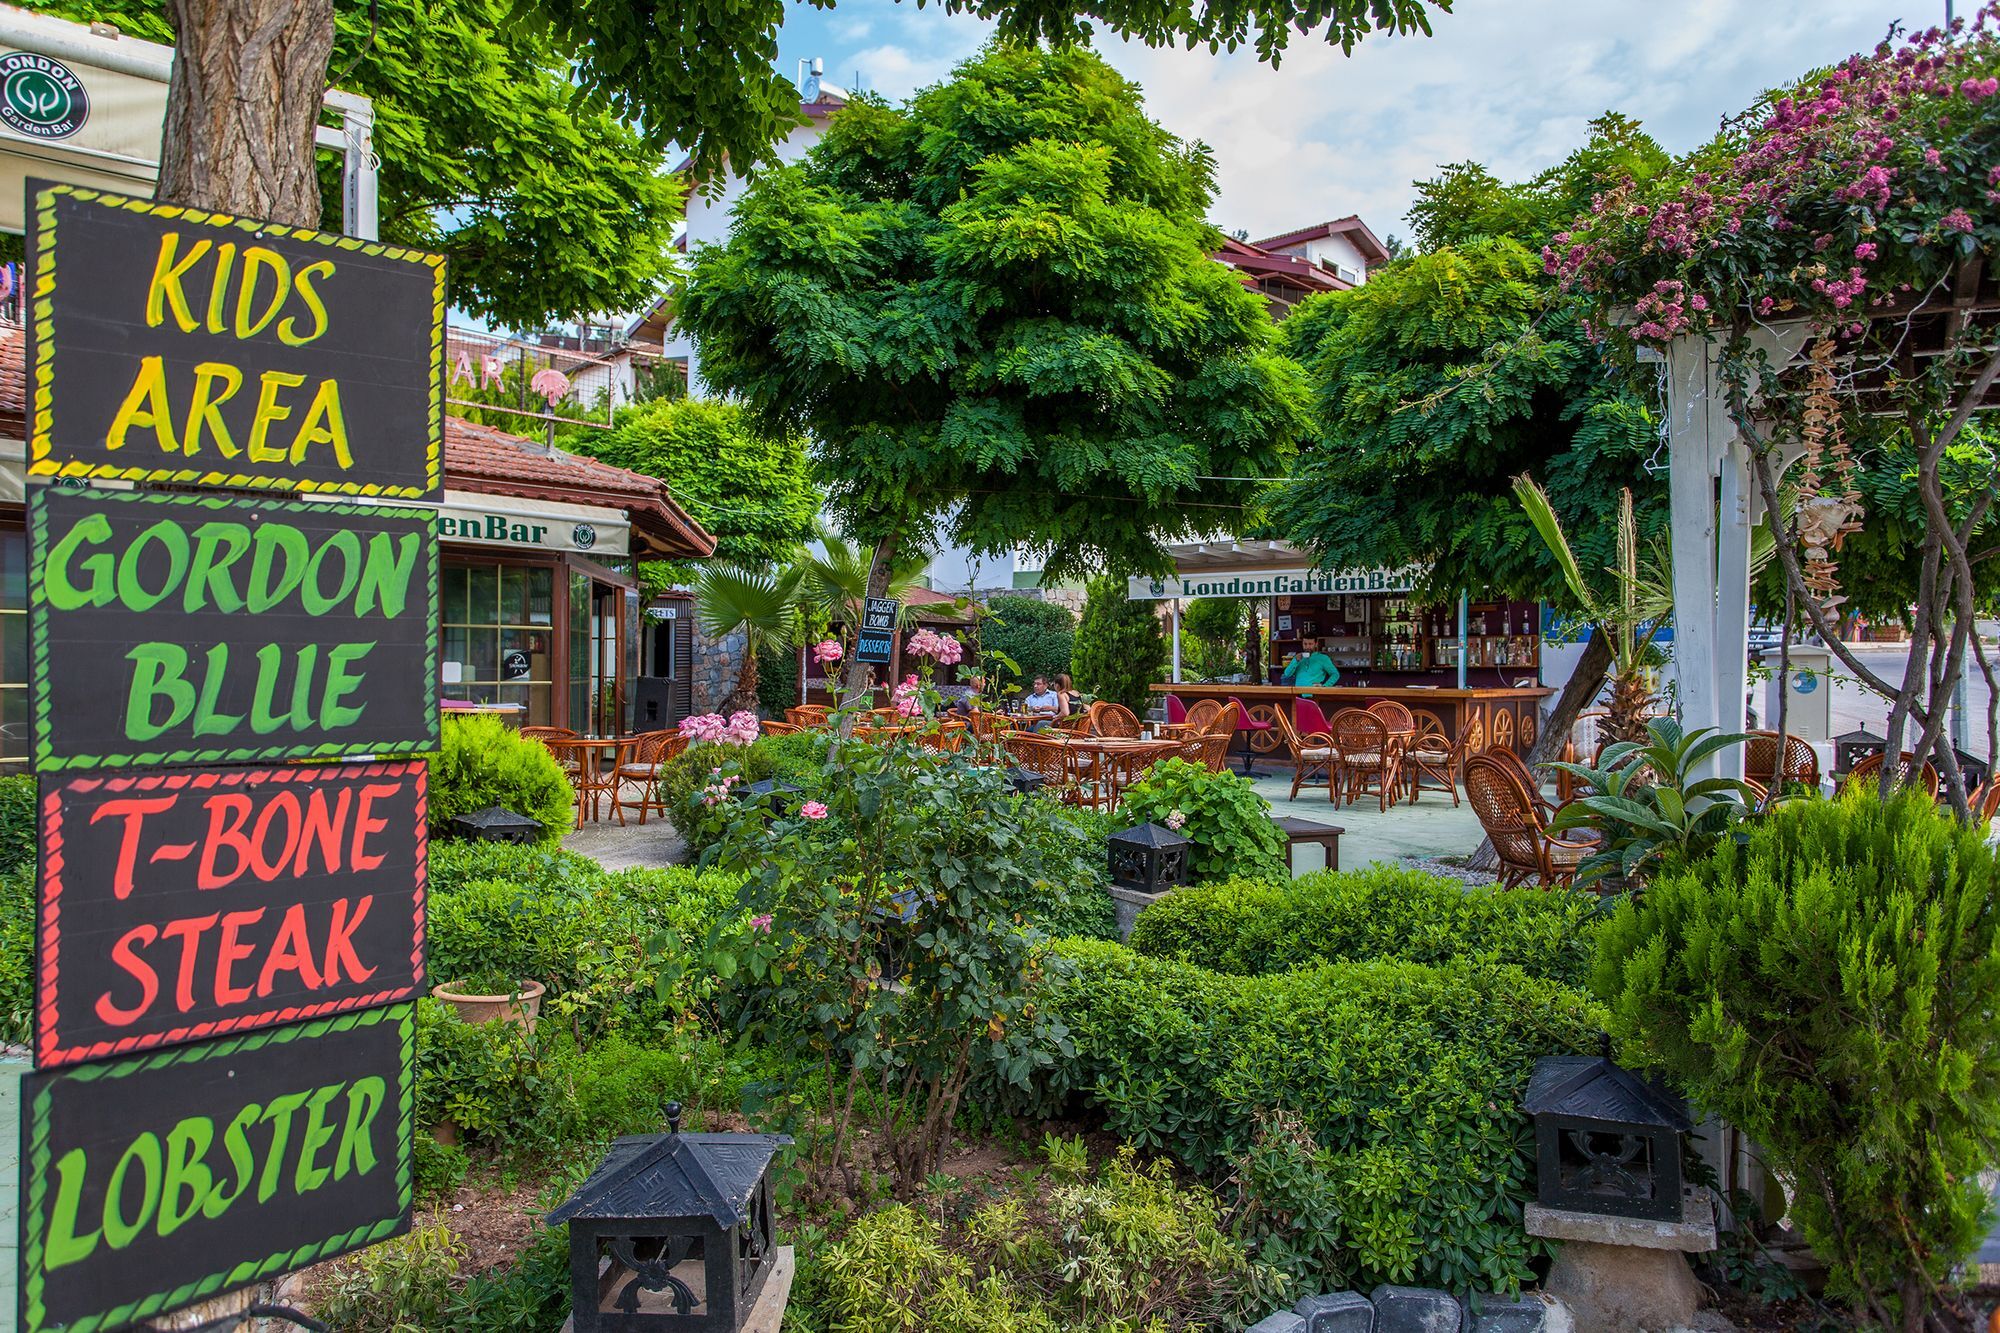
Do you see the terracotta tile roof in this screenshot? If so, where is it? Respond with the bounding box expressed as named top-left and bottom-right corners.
top-left (0, 328), bottom-right (714, 560)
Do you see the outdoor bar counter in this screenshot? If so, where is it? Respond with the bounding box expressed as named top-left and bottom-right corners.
top-left (1151, 682), bottom-right (1555, 759)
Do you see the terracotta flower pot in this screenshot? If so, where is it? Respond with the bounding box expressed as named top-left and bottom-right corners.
top-left (431, 978), bottom-right (545, 1031)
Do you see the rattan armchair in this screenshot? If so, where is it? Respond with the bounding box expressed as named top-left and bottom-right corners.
top-left (614, 730), bottom-right (688, 825)
top-left (1329, 708), bottom-right (1400, 811)
top-left (1272, 707), bottom-right (1336, 800)
top-left (1464, 753), bottom-right (1595, 889)
top-left (521, 726), bottom-right (578, 742)
top-left (1085, 701), bottom-right (1144, 738)
top-left (1405, 714), bottom-right (1482, 806)
top-left (1848, 750), bottom-right (1942, 798)
top-left (1744, 730), bottom-right (1821, 792)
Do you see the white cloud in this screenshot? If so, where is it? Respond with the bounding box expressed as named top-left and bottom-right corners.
top-left (779, 0), bottom-right (1917, 239)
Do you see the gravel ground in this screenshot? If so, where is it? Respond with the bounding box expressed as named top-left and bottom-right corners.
top-left (1402, 854), bottom-right (1499, 887)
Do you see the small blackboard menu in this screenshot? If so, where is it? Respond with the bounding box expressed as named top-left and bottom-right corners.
top-left (16, 1003), bottom-right (413, 1333)
top-left (34, 761), bottom-right (427, 1068)
top-left (25, 181), bottom-right (444, 498)
top-left (857, 595), bottom-right (897, 664)
top-left (29, 486), bottom-right (439, 771)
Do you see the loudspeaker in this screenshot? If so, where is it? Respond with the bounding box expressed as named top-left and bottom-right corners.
top-left (633, 676), bottom-right (676, 730)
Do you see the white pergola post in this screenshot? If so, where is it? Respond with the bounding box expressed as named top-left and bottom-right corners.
top-left (1664, 327), bottom-right (1806, 780)
top-left (1170, 600), bottom-right (1183, 683)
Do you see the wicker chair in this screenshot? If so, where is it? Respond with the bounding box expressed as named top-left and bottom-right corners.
top-left (1176, 728), bottom-right (1233, 774)
top-left (918, 721), bottom-right (969, 752)
top-left (1272, 707), bottom-right (1336, 800)
top-left (1971, 780), bottom-right (2000, 821)
top-left (1086, 701), bottom-right (1144, 738)
top-left (1004, 731), bottom-right (1075, 797)
top-left (1405, 714), bottom-right (1483, 806)
top-left (1744, 730), bottom-right (1821, 792)
top-left (786, 705), bottom-right (831, 728)
top-left (1180, 699), bottom-right (1226, 736)
top-left (521, 726), bottom-right (578, 742)
top-left (1366, 700), bottom-right (1416, 734)
top-left (1329, 708), bottom-right (1399, 811)
top-left (614, 730), bottom-right (688, 825)
top-left (761, 719), bottom-right (800, 736)
top-left (1848, 750), bottom-right (1943, 798)
top-left (1464, 753), bottom-right (1594, 889)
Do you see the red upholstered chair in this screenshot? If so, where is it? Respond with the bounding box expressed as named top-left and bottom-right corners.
top-left (1165, 695), bottom-right (1189, 728)
top-left (1294, 697), bottom-right (1335, 739)
top-left (1228, 696), bottom-right (1276, 776)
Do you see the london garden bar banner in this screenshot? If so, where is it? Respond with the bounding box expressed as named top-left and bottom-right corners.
top-left (25, 180), bottom-right (445, 499)
top-left (17, 180), bottom-right (439, 1333)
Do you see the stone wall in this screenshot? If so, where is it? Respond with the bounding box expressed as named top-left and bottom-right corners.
top-left (689, 618), bottom-right (749, 715)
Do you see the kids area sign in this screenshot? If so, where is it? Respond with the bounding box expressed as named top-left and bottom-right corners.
top-left (17, 1004), bottom-right (413, 1333)
top-left (29, 486), bottom-right (438, 770)
top-left (34, 763), bottom-right (426, 1068)
top-left (25, 181), bottom-right (444, 498)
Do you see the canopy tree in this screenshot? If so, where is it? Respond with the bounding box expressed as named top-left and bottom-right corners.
top-left (680, 43), bottom-right (1312, 705)
top-left (45, 0), bottom-right (683, 326)
top-left (578, 398), bottom-right (820, 576)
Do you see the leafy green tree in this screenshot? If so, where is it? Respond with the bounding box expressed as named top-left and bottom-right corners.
top-left (678, 45), bottom-right (1311, 703)
top-left (1181, 597), bottom-right (1247, 681)
top-left (1072, 576), bottom-right (1168, 711)
top-left (578, 399), bottom-right (819, 574)
top-left (978, 595), bottom-right (1077, 689)
top-left (50, 0), bottom-right (683, 327)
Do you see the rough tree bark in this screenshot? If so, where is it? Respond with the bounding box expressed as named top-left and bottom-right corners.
top-left (158, 0), bottom-right (334, 227)
top-left (836, 532), bottom-right (902, 738)
top-left (1467, 628), bottom-right (1614, 873)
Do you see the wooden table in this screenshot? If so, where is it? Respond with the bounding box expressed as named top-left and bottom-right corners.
top-left (1153, 683), bottom-right (1555, 760)
top-left (1272, 816), bottom-right (1344, 875)
top-left (540, 736), bottom-right (635, 826)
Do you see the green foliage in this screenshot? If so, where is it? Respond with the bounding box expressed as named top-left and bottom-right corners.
top-left (1266, 238), bottom-right (1660, 607)
top-left (700, 732), bottom-right (1078, 1185)
top-left (443, 1222), bottom-right (574, 1333)
top-left (317, 1223), bottom-right (466, 1333)
top-left (1072, 575), bottom-right (1169, 711)
top-left (1181, 597), bottom-right (1247, 681)
top-left (0, 867), bottom-right (30, 1047)
top-left (1593, 787), bottom-right (2000, 1325)
top-left (692, 563), bottom-right (805, 711)
top-left (679, 45), bottom-right (1309, 581)
top-left (1128, 866), bottom-right (1600, 988)
top-left (577, 398), bottom-right (819, 573)
top-left (657, 740), bottom-right (780, 849)
top-left (798, 1146), bottom-right (1281, 1333)
top-left (1407, 114), bottom-right (1671, 253)
top-left (413, 1133), bottom-right (470, 1204)
top-left (1119, 759), bottom-right (1286, 884)
top-left (1547, 719), bottom-right (1756, 887)
top-left (0, 773), bottom-right (36, 875)
top-left (979, 595), bottom-right (1077, 687)
top-left (429, 715), bottom-right (573, 839)
top-left (756, 640), bottom-right (801, 718)
top-left (48, 0), bottom-right (682, 327)
top-left (1044, 939), bottom-right (1604, 1292)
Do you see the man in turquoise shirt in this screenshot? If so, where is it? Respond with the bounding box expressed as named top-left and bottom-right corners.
top-left (1280, 636), bottom-right (1341, 689)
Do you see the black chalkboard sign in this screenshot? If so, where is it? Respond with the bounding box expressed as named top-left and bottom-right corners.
top-left (29, 487), bottom-right (438, 771)
top-left (25, 180), bottom-right (443, 498)
top-left (857, 595), bottom-right (897, 664)
top-left (34, 761), bottom-right (427, 1068)
top-left (16, 1003), bottom-right (413, 1333)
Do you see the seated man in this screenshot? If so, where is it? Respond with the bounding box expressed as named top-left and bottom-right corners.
top-left (1280, 636), bottom-right (1341, 689)
top-left (1022, 675), bottom-right (1061, 725)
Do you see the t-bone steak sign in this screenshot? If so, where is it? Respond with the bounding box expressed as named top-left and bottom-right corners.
top-left (34, 762), bottom-right (427, 1068)
top-left (25, 181), bottom-right (444, 497)
top-left (28, 486), bottom-right (439, 771)
top-left (15, 1004), bottom-right (414, 1333)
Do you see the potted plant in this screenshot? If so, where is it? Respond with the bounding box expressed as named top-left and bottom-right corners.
top-left (431, 970), bottom-right (546, 1031)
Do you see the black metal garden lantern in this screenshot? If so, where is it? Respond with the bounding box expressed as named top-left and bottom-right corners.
top-left (450, 805), bottom-right (545, 844)
top-left (547, 1105), bottom-right (793, 1332)
top-left (1523, 1053), bottom-right (1692, 1223)
top-left (1108, 823), bottom-right (1190, 895)
top-left (1005, 765), bottom-right (1047, 795)
top-left (1833, 727), bottom-right (1887, 777)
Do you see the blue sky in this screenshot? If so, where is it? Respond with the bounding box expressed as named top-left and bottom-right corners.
top-left (767, 0), bottom-right (1932, 244)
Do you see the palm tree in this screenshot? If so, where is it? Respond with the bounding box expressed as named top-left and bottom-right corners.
top-left (692, 563), bottom-right (805, 714)
top-left (796, 527), bottom-right (929, 661)
top-left (1514, 479), bottom-right (1672, 748)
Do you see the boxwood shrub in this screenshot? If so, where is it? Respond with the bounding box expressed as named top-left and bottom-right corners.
top-left (1037, 938), bottom-right (1604, 1292)
top-left (1129, 866), bottom-right (1601, 988)
top-left (429, 714), bottom-right (573, 838)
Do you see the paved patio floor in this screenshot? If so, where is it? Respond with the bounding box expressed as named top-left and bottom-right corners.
top-left (1244, 763), bottom-right (1488, 874)
top-left (564, 813), bottom-right (685, 871)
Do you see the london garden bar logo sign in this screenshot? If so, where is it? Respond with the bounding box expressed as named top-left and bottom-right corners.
top-left (25, 181), bottom-right (444, 497)
top-left (18, 181), bottom-right (439, 1333)
top-left (0, 54), bottom-right (88, 140)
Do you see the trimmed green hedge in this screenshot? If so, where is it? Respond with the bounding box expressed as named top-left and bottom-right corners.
top-left (1128, 866), bottom-right (1601, 989)
top-left (430, 714), bottom-right (574, 838)
top-left (1038, 938), bottom-right (1605, 1292)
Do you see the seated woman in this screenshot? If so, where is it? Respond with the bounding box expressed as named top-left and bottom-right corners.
top-left (1053, 672), bottom-right (1078, 718)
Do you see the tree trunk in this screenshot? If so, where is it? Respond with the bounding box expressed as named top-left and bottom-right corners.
top-left (837, 532), bottom-right (901, 736)
top-left (727, 635), bottom-right (760, 715)
top-left (158, 0), bottom-right (334, 227)
top-left (1468, 628), bottom-right (1614, 873)
top-left (1243, 600), bottom-right (1264, 684)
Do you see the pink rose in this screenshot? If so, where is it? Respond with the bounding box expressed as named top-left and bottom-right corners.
top-left (801, 801), bottom-right (828, 820)
top-left (812, 639), bottom-right (843, 665)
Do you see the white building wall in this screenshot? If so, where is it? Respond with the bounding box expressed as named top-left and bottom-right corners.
top-left (1266, 233), bottom-right (1370, 285)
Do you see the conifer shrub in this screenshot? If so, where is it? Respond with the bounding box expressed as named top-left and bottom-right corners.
top-left (1071, 575), bottom-right (1169, 712)
top-left (429, 715), bottom-right (573, 838)
top-left (1593, 787), bottom-right (2000, 1327)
